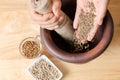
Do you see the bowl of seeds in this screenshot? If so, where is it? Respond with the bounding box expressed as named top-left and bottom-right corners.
top-left (27, 55), bottom-right (63, 80)
top-left (19, 36), bottom-right (42, 59)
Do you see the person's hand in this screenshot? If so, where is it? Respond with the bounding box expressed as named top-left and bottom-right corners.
top-left (28, 0), bottom-right (64, 30)
top-left (73, 0), bottom-right (109, 43)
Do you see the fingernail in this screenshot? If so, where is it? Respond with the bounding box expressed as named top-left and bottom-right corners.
top-left (98, 19), bottom-right (103, 25)
top-left (59, 16), bottom-right (63, 21)
top-left (74, 24), bottom-right (79, 29)
top-left (54, 9), bottom-right (59, 16)
top-left (74, 25), bottom-right (77, 29)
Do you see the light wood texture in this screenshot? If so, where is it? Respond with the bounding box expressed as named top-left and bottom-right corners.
top-left (0, 0), bottom-right (120, 80)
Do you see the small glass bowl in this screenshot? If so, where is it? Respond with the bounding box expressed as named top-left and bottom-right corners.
top-left (19, 36), bottom-right (42, 59)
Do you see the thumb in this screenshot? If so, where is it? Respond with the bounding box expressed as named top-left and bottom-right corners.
top-left (52, 0), bottom-right (62, 17)
top-left (97, 10), bottom-right (107, 26)
top-left (97, 3), bottom-right (108, 25)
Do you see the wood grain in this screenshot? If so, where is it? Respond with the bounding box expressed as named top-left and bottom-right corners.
top-left (0, 0), bottom-right (120, 80)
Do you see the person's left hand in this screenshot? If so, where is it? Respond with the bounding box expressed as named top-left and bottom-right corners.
top-left (73, 0), bottom-right (109, 43)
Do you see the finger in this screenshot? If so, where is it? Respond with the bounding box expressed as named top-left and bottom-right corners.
top-left (30, 9), bottom-right (54, 21)
top-left (35, 15), bottom-right (58, 25)
top-left (75, 32), bottom-right (87, 44)
top-left (44, 14), bottom-right (62, 25)
top-left (37, 11), bottom-right (64, 26)
top-left (97, 10), bottom-right (106, 26)
top-left (40, 16), bottom-right (64, 29)
top-left (73, 5), bottom-right (82, 29)
top-left (46, 25), bottom-right (59, 30)
top-left (81, 39), bottom-right (88, 44)
top-left (73, 17), bottom-right (79, 29)
top-left (96, 0), bottom-right (109, 25)
top-left (52, 0), bottom-right (62, 17)
top-left (87, 23), bottom-right (99, 41)
top-left (40, 20), bottom-right (59, 29)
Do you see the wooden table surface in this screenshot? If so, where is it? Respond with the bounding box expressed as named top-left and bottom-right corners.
top-left (0, 0), bottom-right (120, 80)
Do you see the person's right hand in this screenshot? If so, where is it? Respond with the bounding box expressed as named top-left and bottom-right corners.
top-left (28, 0), bottom-right (64, 30)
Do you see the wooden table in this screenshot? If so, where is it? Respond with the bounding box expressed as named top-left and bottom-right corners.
top-left (0, 0), bottom-right (120, 80)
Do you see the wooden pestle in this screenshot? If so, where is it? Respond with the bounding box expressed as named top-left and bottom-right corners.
top-left (31, 0), bottom-right (74, 42)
